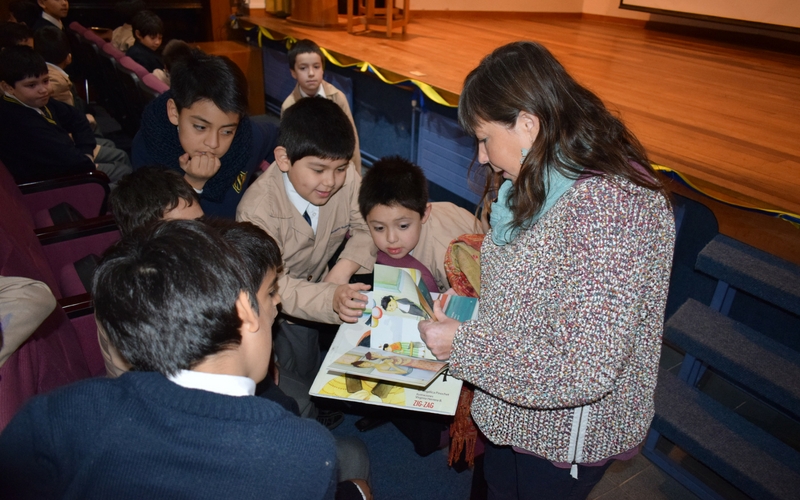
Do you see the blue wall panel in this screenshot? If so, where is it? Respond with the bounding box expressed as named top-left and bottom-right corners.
top-left (417, 108), bottom-right (483, 206)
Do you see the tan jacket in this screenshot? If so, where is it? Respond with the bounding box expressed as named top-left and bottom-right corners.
top-left (47, 65), bottom-right (74, 107)
top-left (415, 202), bottom-right (483, 292)
top-left (281, 80), bottom-right (361, 170)
top-left (111, 24), bottom-right (135, 52)
top-left (0, 277), bottom-right (56, 368)
top-left (236, 162), bottom-right (376, 323)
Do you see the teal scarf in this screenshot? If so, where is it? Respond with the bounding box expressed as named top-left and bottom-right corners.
top-left (490, 169), bottom-right (577, 246)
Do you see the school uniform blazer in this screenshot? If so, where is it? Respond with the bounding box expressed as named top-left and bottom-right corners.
top-left (281, 80), bottom-right (361, 170)
top-left (415, 202), bottom-right (483, 292)
top-left (0, 96), bottom-right (96, 183)
top-left (47, 65), bottom-right (74, 107)
top-left (236, 161), bottom-right (377, 323)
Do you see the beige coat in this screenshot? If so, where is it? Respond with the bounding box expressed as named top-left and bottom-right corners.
top-left (415, 202), bottom-right (483, 292)
top-left (236, 162), bottom-right (376, 323)
top-left (281, 80), bottom-right (361, 170)
top-left (47, 65), bottom-right (74, 107)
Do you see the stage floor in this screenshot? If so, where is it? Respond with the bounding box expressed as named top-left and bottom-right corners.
top-left (241, 12), bottom-right (800, 217)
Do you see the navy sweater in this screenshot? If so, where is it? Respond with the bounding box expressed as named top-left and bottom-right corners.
top-left (0, 372), bottom-right (337, 500)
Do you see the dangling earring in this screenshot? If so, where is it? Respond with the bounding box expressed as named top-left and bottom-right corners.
top-left (520, 148), bottom-right (530, 165)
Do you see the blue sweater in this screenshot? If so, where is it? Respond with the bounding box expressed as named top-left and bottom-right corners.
top-left (0, 372), bottom-right (337, 499)
top-left (132, 91), bottom-right (278, 218)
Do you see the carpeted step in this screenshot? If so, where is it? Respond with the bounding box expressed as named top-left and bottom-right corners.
top-left (652, 368), bottom-right (800, 500)
top-left (665, 299), bottom-right (800, 419)
top-left (696, 234), bottom-right (800, 316)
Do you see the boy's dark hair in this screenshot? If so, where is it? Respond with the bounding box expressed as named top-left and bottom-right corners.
top-left (0, 21), bottom-right (33, 49)
top-left (359, 156), bottom-right (428, 219)
top-left (33, 26), bottom-right (70, 65)
top-left (279, 97), bottom-right (355, 163)
top-left (161, 39), bottom-right (191, 73)
top-left (288, 38), bottom-right (325, 70)
top-left (9, 0), bottom-right (40, 28)
top-left (0, 45), bottom-right (47, 86)
top-left (115, 0), bottom-right (147, 24)
top-left (109, 166), bottom-right (200, 236)
top-left (204, 219), bottom-right (283, 312)
top-left (92, 220), bottom-right (253, 376)
top-left (170, 49), bottom-right (249, 117)
top-left (131, 10), bottom-right (163, 38)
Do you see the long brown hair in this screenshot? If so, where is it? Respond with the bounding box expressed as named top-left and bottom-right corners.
top-left (459, 41), bottom-right (665, 231)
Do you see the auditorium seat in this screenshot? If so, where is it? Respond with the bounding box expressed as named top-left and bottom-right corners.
top-left (1, 160), bottom-right (110, 229)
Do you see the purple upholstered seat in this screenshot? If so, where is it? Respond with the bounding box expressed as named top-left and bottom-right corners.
top-left (119, 56), bottom-right (149, 79)
top-left (142, 72), bottom-right (169, 95)
top-left (102, 42), bottom-right (126, 61)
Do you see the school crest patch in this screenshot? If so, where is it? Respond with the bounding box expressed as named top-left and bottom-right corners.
top-left (233, 171), bottom-right (247, 193)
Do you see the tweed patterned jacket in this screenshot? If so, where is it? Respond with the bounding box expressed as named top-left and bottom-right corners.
top-left (448, 175), bottom-right (675, 465)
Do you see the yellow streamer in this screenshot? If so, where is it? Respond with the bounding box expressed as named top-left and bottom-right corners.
top-left (252, 26), bottom-right (454, 107)
top-left (246, 26), bottom-right (796, 225)
top-left (652, 164), bottom-right (800, 227)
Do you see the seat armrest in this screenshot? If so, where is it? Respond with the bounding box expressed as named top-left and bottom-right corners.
top-left (36, 214), bottom-right (118, 244)
top-left (59, 293), bottom-right (94, 318)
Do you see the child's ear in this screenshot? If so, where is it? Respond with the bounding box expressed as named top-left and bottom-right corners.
top-left (289, 68), bottom-right (297, 80)
top-left (0, 81), bottom-right (13, 94)
top-left (166, 98), bottom-right (180, 126)
top-left (65, 53), bottom-right (73, 66)
top-left (421, 203), bottom-right (432, 224)
top-left (274, 146), bottom-right (291, 172)
top-left (235, 291), bottom-right (259, 335)
top-left (134, 30), bottom-right (143, 40)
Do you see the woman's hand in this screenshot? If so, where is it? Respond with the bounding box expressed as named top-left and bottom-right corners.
top-left (418, 299), bottom-right (461, 360)
top-left (179, 152), bottom-right (221, 191)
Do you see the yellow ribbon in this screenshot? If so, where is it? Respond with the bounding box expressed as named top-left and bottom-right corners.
top-left (652, 163), bottom-right (800, 228)
top-left (252, 26), bottom-right (454, 107)
top-left (244, 26), bottom-right (796, 226)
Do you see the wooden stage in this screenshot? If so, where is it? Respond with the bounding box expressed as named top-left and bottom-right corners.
top-left (241, 11), bottom-right (800, 259)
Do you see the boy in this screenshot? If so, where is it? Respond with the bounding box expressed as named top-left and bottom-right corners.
top-left (0, 220), bottom-right (340, 499)
top-left (237, 97), bottom-right (375, 419)
top-left (111, 0), bottom-right (145, 52)
top-left (32, 0), bottom-right (68, 32)
top-left (8, 0), bottom-right (41, 28)
top-left (34, 25), bottom-right (102, 132)
top-left (125, 9), bottom-right (163, 73)
top-left (133, 49), bottom-right (278, 219)
top-left (0, 20), bottom-right (33, 48)
top-left (281, 39), bottom-right (361, 170)
top-left (110, 166), bottom-right (204, 236)
top-left (0, 46), bottom-right (131, 185)
top-left (359, 156), bottom-right (483, 293)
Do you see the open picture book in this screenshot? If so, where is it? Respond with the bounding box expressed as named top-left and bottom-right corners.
top-left (309, 266), bottom-right (478, 415)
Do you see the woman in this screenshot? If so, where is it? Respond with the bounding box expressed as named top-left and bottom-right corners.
top-left (419, 41), bottom-right (675, 499)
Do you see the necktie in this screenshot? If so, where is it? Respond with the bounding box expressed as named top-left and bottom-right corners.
top-left (303, 210), bottom-right (312, 226)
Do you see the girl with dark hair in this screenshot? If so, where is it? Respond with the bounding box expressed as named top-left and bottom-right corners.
top-left (419, 41), bottom-right (675, 499)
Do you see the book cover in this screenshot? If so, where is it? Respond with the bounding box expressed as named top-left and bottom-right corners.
top-left (309, 292), bottom-right (464, 415)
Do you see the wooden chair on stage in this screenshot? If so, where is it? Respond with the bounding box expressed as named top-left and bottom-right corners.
top-left (347, 0), bottom-right (410, 37)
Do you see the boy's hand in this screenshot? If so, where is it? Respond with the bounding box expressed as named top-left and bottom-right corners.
top-left (179, 152), bottom-right (221, 191)
top-left (333, 283), bottom-right (370, 323)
